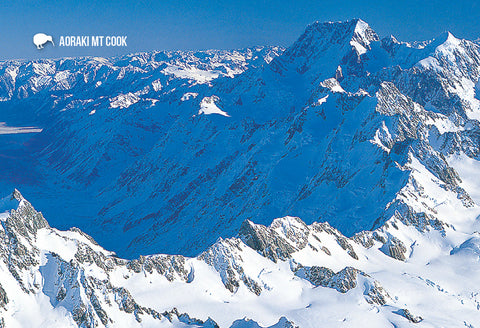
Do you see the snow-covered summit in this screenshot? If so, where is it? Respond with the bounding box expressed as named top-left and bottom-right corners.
top-left (286, 18), bottom-right (379, 57)
top-left (273, 19), bottom-right (377, 78)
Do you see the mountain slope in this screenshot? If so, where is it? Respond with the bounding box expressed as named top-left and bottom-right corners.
top-left (1, 178), bottom-right (480, 327)
top-left (90, 19), bottom-right (480, 256)
top-left (1, 19), bottom-right (480, 263)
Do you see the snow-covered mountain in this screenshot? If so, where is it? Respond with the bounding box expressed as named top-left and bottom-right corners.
top-left (2, 18), bottom-right (480, 326)
top-left (1, 185), bottom-right (479, 327)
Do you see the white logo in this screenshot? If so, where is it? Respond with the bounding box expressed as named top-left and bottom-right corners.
top-left (33, 33), bottom-right (54, 50)
top-left (58, 35), bottom-right (127, 47)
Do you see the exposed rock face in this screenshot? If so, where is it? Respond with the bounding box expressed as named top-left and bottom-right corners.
top-left (294, 266), bottom-right (390, 306)
top-left (294, 266), bottom-right (336, 287)
top-left (238, 220), bottom-right (297, 262)
top-left (397, 309), bottom-right (423, 323)
top-left (239, 217), bottom-right (363, 262)
top-left (199, 237), bottom-right (263, 295)
top-left (0, 190), bottom-right (47, 293)
top-left (380, 236), bottom-right (408, 261)
top-left (126, 254), bottom-right (189, 281)
top-left (237, 217), bottom-right (418, 267)
top-left (315, 266), bottom-right (360, 293)
top-left (0, 285), bottom-right (7, 310)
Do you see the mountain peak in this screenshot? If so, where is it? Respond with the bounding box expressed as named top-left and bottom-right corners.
top-left (425, 30), bottom-right (461, 51)
top-left (297, 18), bottom-right (379, 53)
top-left (433, 31), bottom-right (459, 45)
top-left (12, 188), bottom-right (25, 202)
top-left (350, 18), bottom-right (378, 47)
top-left (438, 30), bottom-right (457, 42)
top-left (277, 19), bottom-right (379, 77)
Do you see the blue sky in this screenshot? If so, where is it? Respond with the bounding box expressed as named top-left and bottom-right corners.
top-left (1, 0), bottom-right (479, 60)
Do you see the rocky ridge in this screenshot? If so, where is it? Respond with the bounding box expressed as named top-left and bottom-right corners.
top-left (0, 186), bottom-right (477, 326)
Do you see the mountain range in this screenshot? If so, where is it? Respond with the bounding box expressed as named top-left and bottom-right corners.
top-left (1, 18), bottom-right (480, 326)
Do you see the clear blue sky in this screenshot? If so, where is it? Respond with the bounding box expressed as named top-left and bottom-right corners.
top-left (1, 0), bottom-right (479, 60)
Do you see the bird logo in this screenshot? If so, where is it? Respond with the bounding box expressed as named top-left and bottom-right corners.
top-left (33, 33), bottom-right (54, 50)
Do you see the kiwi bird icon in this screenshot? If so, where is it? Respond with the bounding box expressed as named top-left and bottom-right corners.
top-left (33, 33), bottom-right (54, 49)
